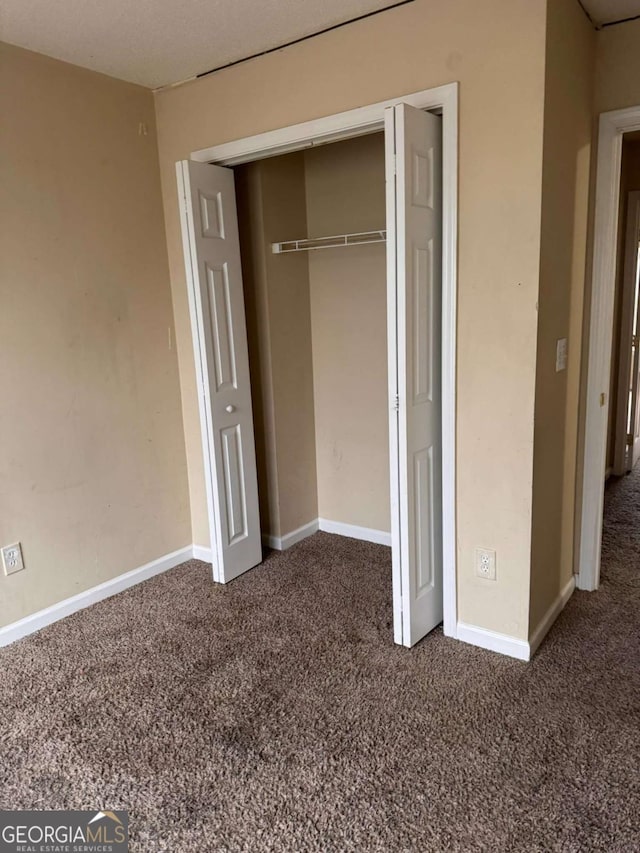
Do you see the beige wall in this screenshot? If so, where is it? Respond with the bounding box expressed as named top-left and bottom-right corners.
top-left (304, 134), bottom-right (389, 532)
top-left (594, 19), bottom-right (640, 115)
top-left (155, 0), bottom-right (548, 640)
top-left (0, 43), bottom-right (190, 627)
top-left (235, 155), bottom-right (318, 538)
top-left (529, 0), bottom-right (595, 631)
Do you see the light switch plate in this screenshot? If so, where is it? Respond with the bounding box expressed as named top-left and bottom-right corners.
top-left (556, 338), bottom-right (568, 372)
top-left (2, 543), bottom-right (25, 576)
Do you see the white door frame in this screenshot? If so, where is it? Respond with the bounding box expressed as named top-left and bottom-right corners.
top-left (189, 83), bottom-right (459, 638)
top-left (578, 104), bottom-right (640, 591)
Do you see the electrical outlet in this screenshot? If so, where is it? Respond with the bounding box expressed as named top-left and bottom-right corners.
top-left (475, 547), bottom-right (496, 581)
top-left (2, 542), bottom-right (25, 576)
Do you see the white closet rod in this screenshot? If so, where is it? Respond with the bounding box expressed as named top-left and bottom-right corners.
top-left (272, 229), bottom-right (386, 254)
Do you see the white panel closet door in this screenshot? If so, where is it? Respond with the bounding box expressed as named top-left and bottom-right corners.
top-left (177, 160), bottom-right (262, 583)
top-left (386, 103), bottom-right (443, 647)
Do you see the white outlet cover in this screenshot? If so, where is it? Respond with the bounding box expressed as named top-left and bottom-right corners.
top-left (475, 547), bottom-right (497, 581)
top-left (2, 542), bottom-right (25, 576)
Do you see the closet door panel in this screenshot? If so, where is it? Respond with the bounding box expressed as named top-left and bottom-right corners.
top-left (387, 104), bottom-right (443, 647)
top-left (177, 159), bottom-right (262, 583)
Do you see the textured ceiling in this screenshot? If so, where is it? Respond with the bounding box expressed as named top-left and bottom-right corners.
top-left (0, 0), bottom-right (400, 89)
top-left (3, 0), bottom-right (639, 90)
top-left (580, 0), bottom-right (640, 24)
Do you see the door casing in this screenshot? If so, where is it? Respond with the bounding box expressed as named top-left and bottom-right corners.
top-left (578, 104), bottom-right (640, 591)
top-left (187, 84), bottom-right (459, 638)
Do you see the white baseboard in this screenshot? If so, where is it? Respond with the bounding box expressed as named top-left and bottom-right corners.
top-left (318, 518), bottom-right (392, 546)
top-left (0, 546), bottom-right (193, 648)
top-left (456, 621), bottom-right (530, 661)
top-left (529, 574), bottom-right (576, 657)
top-left (456, 573), bottom-right (576, 663)
top-left (196, 515), bottom-right (390, 557)
top-left (260, 518), bottom-right (391, 550)
top-left (192, 544), bottom-right (213, 562)
top-left (262, 519), bottom-right (319, 551)
top-left (2, 538), bottom-right (564, 664)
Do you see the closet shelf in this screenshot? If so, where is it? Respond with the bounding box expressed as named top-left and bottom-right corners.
top-left (271, 229), bottom-right (386, 254)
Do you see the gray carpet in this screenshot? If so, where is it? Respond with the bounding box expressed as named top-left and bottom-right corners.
top-left (1, 481), bottom-right (639, 852)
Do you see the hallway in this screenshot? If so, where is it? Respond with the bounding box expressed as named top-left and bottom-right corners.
top-left (602, 463), bottom-right (640, 577)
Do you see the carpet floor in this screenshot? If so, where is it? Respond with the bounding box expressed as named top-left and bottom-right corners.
top-left (1, 479), bottom-right (639, 851)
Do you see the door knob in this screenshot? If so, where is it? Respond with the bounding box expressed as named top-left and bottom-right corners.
top-left (225, 404), bottom-right (235, 413)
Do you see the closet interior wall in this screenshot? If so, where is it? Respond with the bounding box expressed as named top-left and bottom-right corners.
top-left (235, 132), bottom-right (389, 543)
top-left (235, 154), bottom-right (318, 540)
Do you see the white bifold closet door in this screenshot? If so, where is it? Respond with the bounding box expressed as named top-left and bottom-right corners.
top-left (386, 103), bottom-right (444, 647)
top-left (177, 108), bottom-right (444, 646)
top-left (177, 160), bottom-right (262, 583)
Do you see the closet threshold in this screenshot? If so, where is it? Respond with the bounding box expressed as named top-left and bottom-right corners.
top-left (272, 230), bottom-right (386, 254)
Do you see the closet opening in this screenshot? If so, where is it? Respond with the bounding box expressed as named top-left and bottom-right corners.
top-left (234, 132), bottom-right (390, 558)
top-left (177, 86), bottom-right (459, 648)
